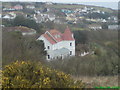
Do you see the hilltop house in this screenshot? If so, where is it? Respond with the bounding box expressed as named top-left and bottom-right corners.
top-left (108, 25), bottom-right (118, 30)
top-left (26, 5), bottom-right (35, 9)
top-left (13, 4), bottom-right (23, 10)
top-left (37, 27), bottom-right (75, 60)
top-left (2, 13), bottom-right (16, 20)
top-left (88, 24), bottom-right (102, 30)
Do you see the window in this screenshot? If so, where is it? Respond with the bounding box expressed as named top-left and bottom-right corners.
top-left (47, 46), bottom-right (50, 49)
top-left (48, 55), bottom-right (50, 59)
top-left (55, 35), bottom-right (60, 38)
top-left (70, 51), bottom-right (72, 55)
top-left (70, 43), bottom-right (72, 46)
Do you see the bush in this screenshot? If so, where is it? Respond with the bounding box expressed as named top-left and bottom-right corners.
top-left (2, 61), bottom-right (85, 88)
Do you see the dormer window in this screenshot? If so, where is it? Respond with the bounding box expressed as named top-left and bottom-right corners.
top-left (55, 35), bottom-right (60, 38)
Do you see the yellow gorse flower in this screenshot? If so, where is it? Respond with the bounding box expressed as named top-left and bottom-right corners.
top-left (2, 61), bottom-right (84, 88)
top-left (21, 61), bottom-right (25, 64)
top-left (43, 77), bottom-right (50, 85)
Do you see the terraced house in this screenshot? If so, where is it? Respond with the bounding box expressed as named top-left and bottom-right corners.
top-left (38, 27), bottom-right (75, 60)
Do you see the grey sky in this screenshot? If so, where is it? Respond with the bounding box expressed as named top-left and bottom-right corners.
top-left (0, 0), bottom-right (119, 2)
top-left (0, 0), bottom-right (119, 9)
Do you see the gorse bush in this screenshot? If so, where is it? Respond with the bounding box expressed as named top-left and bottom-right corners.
top-left (2, 61), bottom-right (85, 88)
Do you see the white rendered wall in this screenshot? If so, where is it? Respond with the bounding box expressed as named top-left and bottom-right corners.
top-left (52, 40), bottom-right (75, 56)
top-left (38, 35), bottom-right (75, 60)
top-left (37, 35), bottom-right (53, 51)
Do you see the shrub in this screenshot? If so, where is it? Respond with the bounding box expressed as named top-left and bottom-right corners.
top-left (2, 61), bottom-right (84, 88)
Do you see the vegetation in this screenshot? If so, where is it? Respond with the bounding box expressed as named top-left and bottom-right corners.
top-left (2, 15), bottom-right (44, 33)
top-left (2, 28), bottom-right (119, 77)
top-left (2, 31), bottom-right (46, 66)
top-left (2, 61), bottom-right (84, 88)
top-left (48, 30), bottom-right (119, 76)
top-left (73, 75), bottom-right (118, 88)
top-left (2, 2), bottom-right (119, 88)
top-left (85, 12), bottom-right (111, 19)
top-left (48, 54), bottom-right (118, 76)
top-left (47, 4), bottom-right (114, 13)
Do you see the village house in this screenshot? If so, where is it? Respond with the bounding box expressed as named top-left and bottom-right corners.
top-left (34, 13), bottom-right (56, 23)
top-left (108, 25), bottom-right (118, 30)
top-left (35, 10), bottom-right (41, 14)
top-left (3, 26), bottom-right (36, 36)
top-left (48, 14), bottom-right (56, 21)
top-left (54, 18), bottom-right (66, 24)
top-left (45, 2), bottom-right (53, 5)
top-left (37, 27), bottom-right (75, 60)
top-left (88, 24), bottom-right (102, 30)
top-left (3, 8), bottom-right (15, 11)
top-left (34, 14), bottom-right (49, 23)
top-left (13, 4), bottom-right (23, 10)
top-left (26, 5), bottom-right (35, 9)
top-left (2, 12), bottom-right (16, 20)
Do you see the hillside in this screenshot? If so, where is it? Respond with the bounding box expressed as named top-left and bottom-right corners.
top-left (1, 2), bottom-right (119, 88)
top-left (47, 3), bottom-right (114, 13)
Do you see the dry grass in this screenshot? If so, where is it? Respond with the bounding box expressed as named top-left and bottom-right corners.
top-left (72, 75), bottom-right (118, 88)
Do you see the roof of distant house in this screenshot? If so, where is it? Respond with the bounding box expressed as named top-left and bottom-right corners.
top-left (3, 26), bottom-right (36, 33)
top-left (41, 27), bottom-right (74, 44)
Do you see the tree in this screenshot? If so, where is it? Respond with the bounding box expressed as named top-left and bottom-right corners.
top-left (2, 19), bottom-right (14, 27)
top-left (2, 31), bottom-right (46, 66)
top-left (44, 21), bottom-right (54, 29)
top-left (102, 23), bottom-right (108, 29)
top-left (73, 30), bottom-right (88, 44)
top-left (13, 15), bottom-right (43, 33)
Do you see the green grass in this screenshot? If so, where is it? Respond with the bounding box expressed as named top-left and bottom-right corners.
top-left (93, 6), bottom-right (114, 13)
top-left (47, 4), bottom-right (85, 9)
top-left (47, 4), bottom-right (114, 13)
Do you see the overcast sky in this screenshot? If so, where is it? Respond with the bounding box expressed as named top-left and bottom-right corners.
top-left (0, 0), bottom-right (119, 9)
top-left (0, 0), bottom-right (119, 2)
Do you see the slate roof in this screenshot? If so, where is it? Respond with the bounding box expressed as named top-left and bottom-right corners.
top-left (48, 48), bottom-right (70, 57)
top-left (41, 27), bottom-right (75, 44)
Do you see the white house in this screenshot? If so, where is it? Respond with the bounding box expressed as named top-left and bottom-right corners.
top-left (108, 25), bottom-right (118, 30)
top-left (26, 5), bottom-right (35, 9)
top-left (13, 4), bottom-right (23, 10)
top-left (2, 12), bottom-right (16, 20)
top-left (46, 2), bottom-right (53, 5)
top-left (37, 27), bottom-right (75, 60)
top-left (88, 24), bottom-right (102, 30)
top-left (48, 14), bottom-right (56, 21)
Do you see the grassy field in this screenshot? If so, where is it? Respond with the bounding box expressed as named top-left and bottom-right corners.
top-left (47, 4), bottom-right (85, 9)
top-left (71, 27), bottom-right (88, 31)
top-left (47, 4), bottom-right (114, 13)
top-left (72, 75), bottom-right (118, 88)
